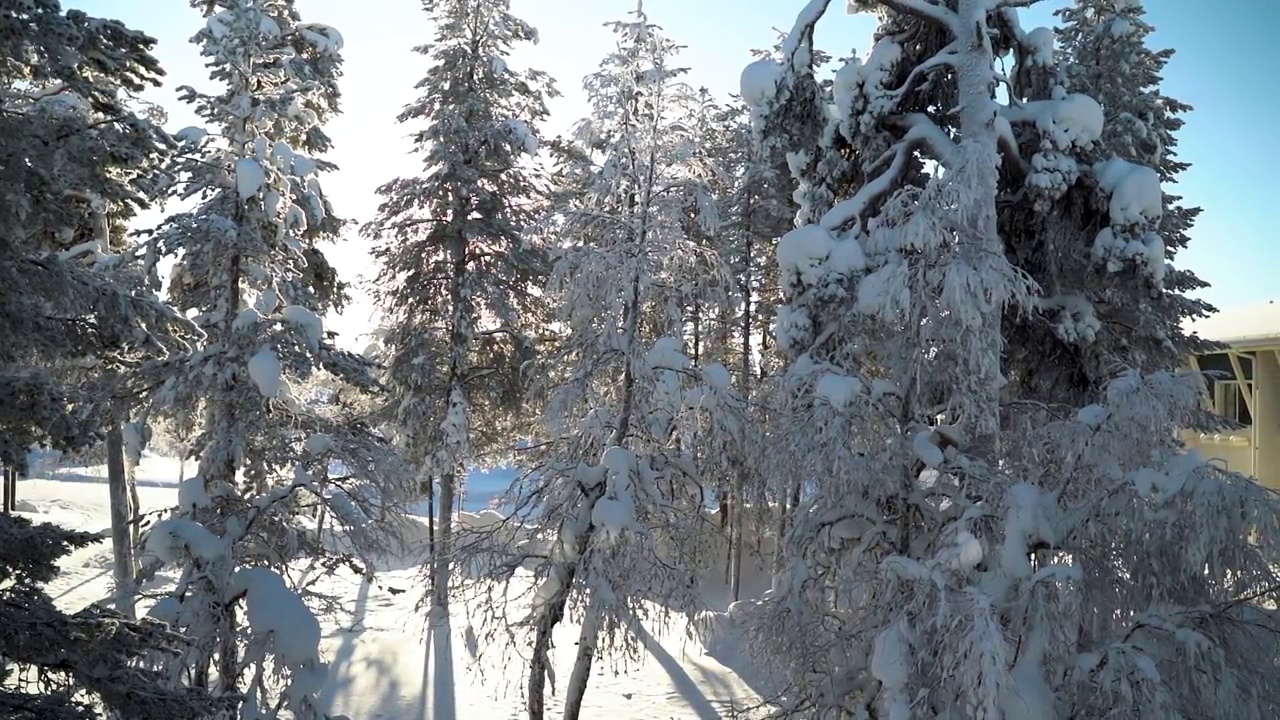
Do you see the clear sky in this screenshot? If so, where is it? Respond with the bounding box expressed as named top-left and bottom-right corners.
top-left (69, 0), bottom-right (1278, 344)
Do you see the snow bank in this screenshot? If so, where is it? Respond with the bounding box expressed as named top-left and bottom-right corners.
top-left (22, 466), bottom-right (773, 718)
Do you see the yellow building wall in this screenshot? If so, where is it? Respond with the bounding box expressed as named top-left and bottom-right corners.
top-left (1182, 345), bottom-right (1280, 489)
top-left (1183, 429), bottom-right (1254, 479)
top-left (1252, 350), bottom-right (1280, 488)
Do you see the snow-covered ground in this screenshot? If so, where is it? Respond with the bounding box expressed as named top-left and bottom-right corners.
top-left (15, 453), bottom-right (769, 719)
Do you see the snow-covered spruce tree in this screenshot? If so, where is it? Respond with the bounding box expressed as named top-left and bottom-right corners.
top-left (457, 9), bottom-right (737, 719)
top-left (997, 0), bottom-right (1218, 408)
top-left (362, 0), bottom-right (554, 617)
top-left (0, 513), bottom-right (233, 719)
top-left (1060, 0), bottom-right (1215, 375)
top-left (141, 3), bottom-right (406, 715)
top-left (0, 6), bottom-right (193, 619)
top-left (732, 1), bottom-right (1280, 717)
top-left (0, 0), bottom-right (192, 472)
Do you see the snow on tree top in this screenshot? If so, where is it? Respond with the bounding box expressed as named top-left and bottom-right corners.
top-left (297, 23), bottom-right (344, 53)
top-left (145, 518), bottom-right (224, 564)
top-left (1008, 94), bottom-right (1104, 151)
top-left (504, 118), bottom-right (538, 156)
top-left (645, 337), bottom-right (690, 371)
top-left (248, 346), bottom-right (283, 398)
top-left (281, 304), bottom-right (324, 348)
top-left (739, 58), bottom-right (782, 109)
top-left (1184, 300), bottom-right (1280, 346)
top-left (702, 363), bottom-right (732, 390)
top-left (1109, 17), bottom-right (1135, 37)
top-left (780, 0), bottom-right (828, 69)
top-left (1025, 27), bottom-right (1055, 64)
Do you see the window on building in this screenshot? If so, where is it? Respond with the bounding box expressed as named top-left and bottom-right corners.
top-left (1215, 380), bottom-right (1252, 426)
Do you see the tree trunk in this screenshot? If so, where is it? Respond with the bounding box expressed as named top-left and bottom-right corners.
top-left (722, 496), bottom-right (733, 584)
top-left (773, 490), bottom-right (789, 575)
top-left (2, 466), bottom-right (13, 513)
top-left (729, 506), bottom-right (744, 603)
top-left (217, 600), bottom-right (238, 693)
top-left (189, 249), bottom-right (243, 693)
top-left (432, 218), bottom-right (471, 617)
top-left (528, 266), bottom-right (641, 719)
top-left (432, 469), bottom-right (456, 611)
top-left (427, 476), bottom-right (436, 560)
top-left (562, 596), bottom-right (603, 720)
top-left (731, 242), bottom-right (753, 602)
top-left (954, 0), bottom-right (1005, 448)
top-left (126, 450), bottom-right (141, 575)
top-left (526, 508), bottom-right (602, 720)
top-left (106, 423), bottom-right (135, 618)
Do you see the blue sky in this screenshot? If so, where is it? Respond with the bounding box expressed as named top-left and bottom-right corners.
top-left (70, 0), bottom-right (1278, 341)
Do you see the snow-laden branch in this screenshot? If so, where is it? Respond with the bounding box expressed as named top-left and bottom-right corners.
top-left (780, 0), bottom-right (833, 72)
top-left (881, 42), bottom-right (961, 108)
top-left (819, 113), bottom-right (957, 232)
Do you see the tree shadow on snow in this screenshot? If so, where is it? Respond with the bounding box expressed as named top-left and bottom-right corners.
top-left (623, 610), bottom-right (723, 720)
top-left (321, 576), bottom-right (411, 719)
top-left (691, 611), bottom-right (788, 713)
top-left (418, 615), bottom-right (457, 720)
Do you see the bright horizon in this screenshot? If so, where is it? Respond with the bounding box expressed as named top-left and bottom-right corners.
top-left (69, 0), bottom-right (1279, 348)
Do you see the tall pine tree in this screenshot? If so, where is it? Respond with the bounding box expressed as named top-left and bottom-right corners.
top-left (999, 0), bottom-right (1217, 408)
top-left (0, 0), bottom-right (190, 473)
top-left (733, 1), bottom-right (1280, 716)
top-left (143, 2), bottom-right (403, 714)
top-left (363, 0), bottom-right (555, 617)
top-left (457, 8), bottom-right (738, 718)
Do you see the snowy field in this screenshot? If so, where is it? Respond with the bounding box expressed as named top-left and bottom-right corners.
top-left (16, 453), bottom-right (769, 719)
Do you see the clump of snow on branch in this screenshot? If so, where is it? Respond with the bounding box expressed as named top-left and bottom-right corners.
top-left (1091, 156), bottom-right (1166, 284)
